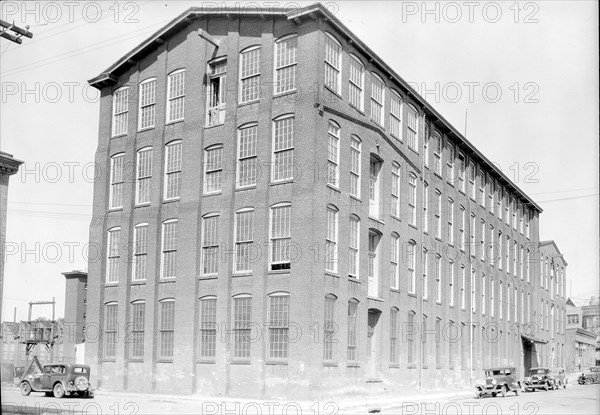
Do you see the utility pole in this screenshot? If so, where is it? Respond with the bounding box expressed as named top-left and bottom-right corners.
top-left (0, 19), bottom-right (33, 44)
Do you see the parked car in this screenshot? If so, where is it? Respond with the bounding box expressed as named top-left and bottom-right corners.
top-left (549, 368), bottom-right (567, 389)
top-left (475, 367), bottom-right (521, 398)
top-left (523, 367), bottom-right (555, 391)
top-left (578, 366), bottom-right (600, 384)
top-left (20, 364), bottom-right (94, 398)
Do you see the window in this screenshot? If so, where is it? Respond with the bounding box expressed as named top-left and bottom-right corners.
top-left (166, 70), bottom-right (185, 122)
top-left (422, 248), bottom-right (428, 300)
top-left (325, 205), bottom-right (338, 273)
top-left (407, 311), bottom-right (416, 365)
top-left (132, 224), bottom-right (148, 282)
top-left (480, 219), bottom-right (485, 261)
top-left (112, 86), bottom-right (129, 136)
top-left (512, 198), bottom-right (517, 230)
top-left (234, 209), bottom-right (254, 272)
top-left (478, 168), bottom-right (485, 207)
top-left (421, 315), bottom-right (428, 368)
top-left (435, 318), bottom-right (441, 368)
top-left (138, 79), bottom-right (156, 130)
top-left (471, 267), bottom-right (476, 313)
top-left (368, 231), bottom-right (381, 298)
top-left (275, 35), bottom-right (297, 94)
top-left (496, 185), bottom-right (502, 217)
top-left (106, 227), bottom-right (121, 284)
top-left (519, 206), bottom-right (524, 234)
top-left (505, 235), bottom-right (510, 273)
top-left (370, 73), bottom-right (384, 125)
top-left (390, 233), bottom-right (400, 290)
top-left (327, 121), bottom-right (340, 187)
top-left (423, 181), bottom-right (429, 233)
top-left (273, 116), bottom-right (295, 182)
top-left (268, 293), bottom-right (289, 359)
top-left (348, 215), bottom-right (360, 278)
top-left (237, 124), bottom-right (258, 187)
top-left (525, 210), bottom-right (531, 238)
top-left (513, 240), bottom-right (517, 276)
top-left (202, 214), bottom-right (219, 275)
top-left (347, 300), bottom-right (358, 361)
top-left (233, 295), bottom-right (252, 359)
top-left (488, 177), bottom-right (494, 213)
top-left (433, 133), bottom-right (442, 176)
top-left (200, 297), bottom-right (217, 358)
top-left (389, 91), bottom-right (403, 140)
top-left (390, 307), bottom-right (399, 364)
top-left (499, 281), bottom-right (503, 320)
top-left (448, 320), bottom-right (456, 369)
top-left (109, 154), bottom-right (124, 209)
top-left (130, 301), bottom-right (145, 359)
top-left (324, 34), bottom-right (342, 94)
top-left (460, 265), bottom-right (466, 309)
top-left (469, 161), bottom-right (476, 200)
top-left (349, 55), bottom-right (364, 110)
top-left (350, 136), bottom-right (361, 198)
top-left (446, 142), bottom-right (455, 184)
top-left (158, 300), bottom-right (175, 359)
top-left (369, 156), bottom-right (382, 218)
top-left (433, 190), bottom-right (441, 239)
top-left (470, 213), bottom-right (476, 258)
top-left (507, 284), bottom-right (511, 322)
top-left (324, 294), bottom-right (337, 361)
top-left (481, 273), bottom-right (486, 315)
top-left (423, 123), bottom-right (430, 168)
top-left (459, 206), bottom-right (465, 250)
top-left (449, 260), bottom-right (455, 307)
top-left (408, 241), bottom-right (416, 294)
top-left (406, 105), bottom-right (418, 151)
top-left (240, 47), bottom-right (260, 102)
top-left (135, 148), bottom-right (153, 205)
top-left (164, 141), bottom-right (182, 200)
top-left (161, 220), bottom-right (177, 279)
top-left (270, 203), bottom-right (292, 270)
top-left (408, 174), bottom-right (417, 226)
top-left (490, 278), bottom-right (495, 317)
top-left (204, 145), bottom-right (223, 194)
top-left (504, 193), bottom-right (510, 224)
top-left (435, 254), bottom-right (442, 303)
top-left (458, 153), bottom-right (466, 192)
top-left (206, 59), bottom-right (227, 126)
top-left (104, 303), bottom-right (118, 358)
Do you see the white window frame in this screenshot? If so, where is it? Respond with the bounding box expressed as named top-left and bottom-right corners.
top-left (274, 34), bottom-right (297, 95)
top-left (270, 203), bottom-right (292, 269)
top-left (138, 78), bottom-right (156, 131)
top-left (324, 33), bottom-right (342, 95)
top-left (132, 223), bottom-right (148, 282)
top-left (237, 123), bottom-right (258, 188)
top-left (390, 233), bottom-right (400, 290)
top-left (327, 121), bottom-right (340, 187)
top-left (239, 46), bottom-right (261, 103)
top-left (206, 58), bottom-right (227, 127)
top-left (390, 90), bottom-right (402, 140)
top-left (234, 208), bottom-right (255, 273)
top-left (350, 135), bottom-right (361, 198)
top-left (106, 227), bottom-right (121, 284)
top-left (166, 69), bottom-right (185, 123)
top-left (204, 145), bottom-right (223, 194)
top-left (406, 104), bottom-right (419, 152)
top-left (272, 115), bottom-right (295, 182)
top-left (408, 173), bottom-right (417, 226)
top-left (164, 140), bottom-right (182, 200)
top-left (391, 162), bottom-right (401, 217)
top-left (348, 54), bottom-right (364, 111)
top-left (109, 153), bottom-right (125, 210)
top-left (112, 86), bottom-right (129, 137)
top-left (348, 215), bottom-right (360, 278)
top-left (135, 147), bottom-right (153, 205)
top-left (370, 73), bottom-right (385, 126)
top-left (160, 219), bottom-right (178, 279)
top-left (201, 213), bottom-right (219, 276)
top-left (325, 205), bottom-right (339, 273)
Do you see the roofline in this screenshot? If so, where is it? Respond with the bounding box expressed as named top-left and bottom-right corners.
top-left (88, 3), bottom-right (543, 211)
top-left (539, 240), bottom-right (568, 265)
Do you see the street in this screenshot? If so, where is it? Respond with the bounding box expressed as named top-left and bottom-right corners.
top-left (1, 381), bottom-right (599, 414)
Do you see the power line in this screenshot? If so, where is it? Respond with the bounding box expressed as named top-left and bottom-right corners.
top-left (537, 193), bottom-right (599, 204)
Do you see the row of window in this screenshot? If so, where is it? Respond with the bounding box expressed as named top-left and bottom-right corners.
top-left (104, 293), bottom-right (289, 361)
top-left (111, 35), bottom-right (298, 135)
top-left (323, 33), bottom-right (534, 234)
top-left (109, 116), bottom-right (296, 208)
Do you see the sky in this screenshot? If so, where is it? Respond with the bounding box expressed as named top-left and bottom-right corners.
top-left (1, 1), bottom-right (598, 321)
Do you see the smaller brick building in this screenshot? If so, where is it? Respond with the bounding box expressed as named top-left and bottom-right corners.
top-left (62, 271), bottom-right (88, 363)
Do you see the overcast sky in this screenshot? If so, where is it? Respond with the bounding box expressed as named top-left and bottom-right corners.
top-left (1, 1), bottom-right (598, 320)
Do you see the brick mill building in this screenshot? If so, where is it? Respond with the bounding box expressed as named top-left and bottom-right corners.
top-left (85, 4), bottom-right (567, 398)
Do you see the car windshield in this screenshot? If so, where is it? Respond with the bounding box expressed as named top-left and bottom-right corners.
top-left (486, 369), bottom-right (511, 376)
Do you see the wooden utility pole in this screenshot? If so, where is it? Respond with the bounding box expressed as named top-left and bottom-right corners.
top-left (0, 19), bottom-right (33, 44)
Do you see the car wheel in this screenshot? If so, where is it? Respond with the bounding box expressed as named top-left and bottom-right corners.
top-left (492, 392), bottom-right (497, 397)
top-left (501, 385), bottom-right (508, 398)
top-left (585, 379), bottom-right (592, 385)
top-left (53, 383), bottom-right (65, 398)
top-left (20, 382), bottom-right (32, 396)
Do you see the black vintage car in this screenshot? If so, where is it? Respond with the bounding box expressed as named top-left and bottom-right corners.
top-left (20, 364), bottom-right (94, 398)
top-left (578, 366), bottom-right (600, 384)
top-left (523, 367), bottom-right (556, 391)
top-left (475, 367), bottom-right (521, 398)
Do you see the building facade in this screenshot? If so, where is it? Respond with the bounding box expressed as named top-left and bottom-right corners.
top-left (85, 4), bottom-right (567, 398)
top-left (566, 297), bottom-right (599, 371)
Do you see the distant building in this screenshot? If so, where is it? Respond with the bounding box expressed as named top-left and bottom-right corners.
top-left (85, 4), bottom-right (568, 398)
top-left (0, 151), bottom-right (23, 324)
top-left (62, 271), bottom-right (88, 363)
top-left (566, 296), bottom-right (600, 371)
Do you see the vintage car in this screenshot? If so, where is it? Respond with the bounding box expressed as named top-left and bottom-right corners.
top-left (578, 366), bottom-right (600, 384)
top-left (523, 367), bottom-right (556, 391)
top-left (549, 368), bottom-right (567, 389)
top-left (475, 367), bottom-right (521, 398)
top-left (20, 363), bottom-right (94, 398)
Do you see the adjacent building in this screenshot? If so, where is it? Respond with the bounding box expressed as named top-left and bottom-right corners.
top-left (85, 4), bottom-right (567, 398)
top-left (566, 297), bottom-right (600, 371)
top-left (62, 270), bottom-right (88, 363)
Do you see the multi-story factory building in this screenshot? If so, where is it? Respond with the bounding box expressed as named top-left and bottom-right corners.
top-left (85, 4), bottom-right (566, 398)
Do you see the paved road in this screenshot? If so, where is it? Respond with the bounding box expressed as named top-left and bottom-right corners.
top-left (383, 382), bottom-right (600, 414)
top-left (1, 382), bottom-right (599, 414)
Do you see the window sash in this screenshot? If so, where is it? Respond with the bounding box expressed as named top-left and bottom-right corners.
top-left (167, 71), bottom-right (185, 122)
top-left (273, 117), bottom-right (294, 181)
top-left (268, 295), bottom-right (290, 359)
top-left (271, 205), bottom-right (291, 264)
top-left (235, 210), bottom-right (254, 272)
top-left (161, 221), bottom-right (177, 279)
top-left (233, 297), bottom-right (252, 358)
top-left (106, 229), bottom-right (120, 283)
top-left (202, 216), bottom-right (219, 275)
top-left (112, 88), bottom-right (129, 136)
top-left (139, 80), bottom-right (156, 130)
top-left (275, 37), bottom-right (297, 94)
top-left (240, 48), bottom-right (260, 102)
top-left (237, 126), bottom-right (258, 187)
top-left (165, 142), bottom-right (182, 199)
top-left (324, 36), bottom-right (341, 93)
top-left (159, 301), bottom-right (175, 359)
top-left (204, 147), bottom-right (223, 193)
top-left (133, 225), bottom-right (148, 281)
